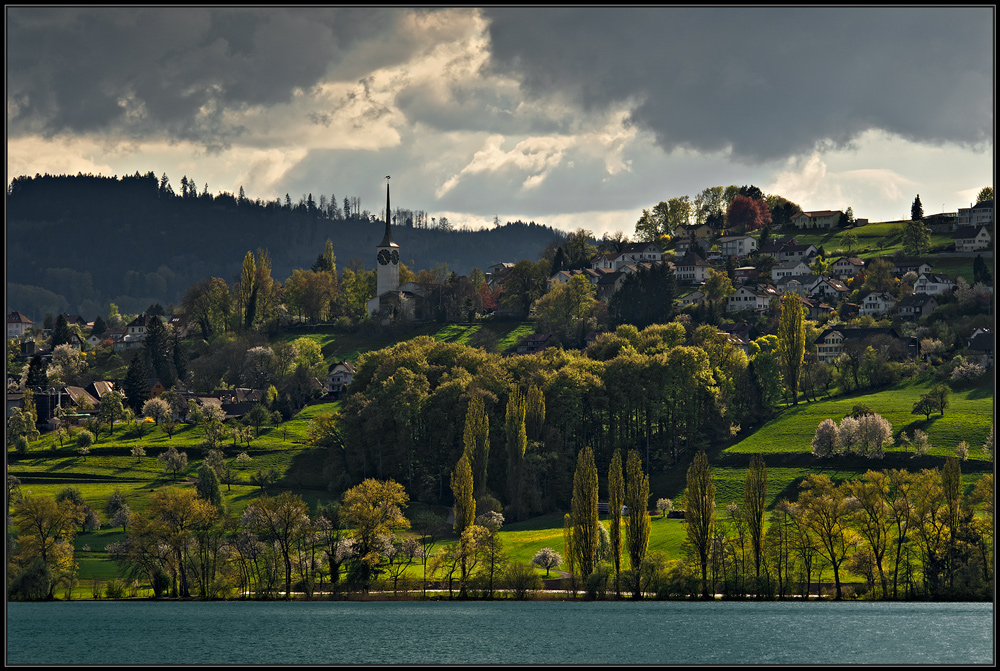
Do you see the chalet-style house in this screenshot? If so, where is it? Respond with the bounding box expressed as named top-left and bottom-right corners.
top-left (678, 290), bottom-right (707, 307)
top-left (734, 266), bottom-right (757, 284)
top-left (798, 296), bottom-right (834, 322)
top-left (517, 333), bottom-right (554, 354)
top-left (326, 361), bottom-right (356, 395)
top-left (809, 277), bottom-right (850, 303)
top-left (791, 210), bottom-right (843, 230)
top-left (7, 312), bottom-right (33, 339)
top-left (914, 273), bottom-right (956, 296)
top-left (952, 226), bottom-right (992, 253)
top-left (774, 243), bottom-right (818, 264)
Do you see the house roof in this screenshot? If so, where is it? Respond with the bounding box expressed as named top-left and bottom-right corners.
top-left (794, 210), bottom-right (842, 218)
top-left (968, 328), bottom-right (993, 352)
top-left (832, 256), bottom-right (865, 266)
top-left (8, 311), bottom-right (33, 324)
top-left (952, 225), bottom-right (990, 240)
top-left (897, 293), bottom-right (937, 307)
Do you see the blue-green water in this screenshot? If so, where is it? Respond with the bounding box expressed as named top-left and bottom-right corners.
top-left (6, 600), bottom-right (993, 665)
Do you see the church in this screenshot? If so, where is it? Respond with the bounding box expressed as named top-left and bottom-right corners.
top-left (366, 178), bottom-right (436, 322)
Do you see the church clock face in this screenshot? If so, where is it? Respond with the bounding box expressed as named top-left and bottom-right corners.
top-left (390, 250), bottom-right (399, 265)
top-left (377, 249), bottom-right (390, 265)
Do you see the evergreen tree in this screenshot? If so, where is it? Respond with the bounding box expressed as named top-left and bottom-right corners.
top-left (51, 314), bottom-right (72, 349)
top-left (571, 446), bottom-right (599, 579)
top-left (123, 352), bottom-right (151, 415)
top-left (90, 315), bottom-right (107, 338)
top-left (910, 194), bottom-right (924, 221)
top-left (686, 451), bottom-right (716, 599)
top-left (973, 255), bottom-right (992, 285)
top-left (26, 355), bottom-right (49, 388)
top-left (143, 315), bottom-right (174, 386)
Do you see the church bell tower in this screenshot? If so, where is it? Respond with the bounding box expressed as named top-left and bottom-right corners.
top-left (376, 175), bottom-right (400, 296)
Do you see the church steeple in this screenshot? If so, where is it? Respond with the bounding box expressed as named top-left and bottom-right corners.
top-left (378, 175), bottom-right (397, 249)
top-left (375, 175), bottom-right (400, 298)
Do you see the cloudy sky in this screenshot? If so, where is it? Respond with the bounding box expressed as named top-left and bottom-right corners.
top-left (7, 7), bottom-right (993, 236)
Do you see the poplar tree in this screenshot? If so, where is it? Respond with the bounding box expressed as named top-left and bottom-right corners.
top-left (624, 449), bottom-right (650, 598)
top-left (686, 450), bottom-right (716, 599)
top-left (525, 385), bottom-right (545, 441)
top-left (777, 292), bottom-right (806, 406)
top-left (505, 388), bottom-right (527, 520)
top-left (239, 251), bottom-right (257, 331)
top-left (463, 395), bottom-right (490, 500)
top-left (608, 450), bottom-right (624, 593)
top-left (744, 454), bottom-right (768, 584)
top-left (451, 452), bottom-right (476, 536)
top-left (571, 446), bottom-right (599, 579)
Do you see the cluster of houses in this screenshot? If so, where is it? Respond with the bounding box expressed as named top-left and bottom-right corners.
top-left (7, 309), bottom-right (358, 428)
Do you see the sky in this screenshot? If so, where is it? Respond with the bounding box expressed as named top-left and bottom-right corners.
top-left (6, 7), bottom-right (994, 237)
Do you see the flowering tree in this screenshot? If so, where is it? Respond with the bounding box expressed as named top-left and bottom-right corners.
top-left (812, 419), bottom-right (840, 457)
top-left (531, 547), bottom-right (562, 577)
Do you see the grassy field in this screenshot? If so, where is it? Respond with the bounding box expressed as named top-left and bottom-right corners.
top-left (724, 375), bottom-right (993, 460)
top-left (767, 221), bottom-right (955, 259)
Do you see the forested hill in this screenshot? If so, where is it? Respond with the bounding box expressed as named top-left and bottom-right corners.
top-left (7, 173), bottom-right (564, 320)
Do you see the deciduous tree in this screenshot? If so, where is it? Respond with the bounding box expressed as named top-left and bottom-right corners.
top-left (571, 446), bottom-right (599, 579)
top-left (624, 449), bottom-right (650, 598)
top-left (685, 450), bottom-right (715, 598)
top-left (777, 293), bottom-right (806, 405)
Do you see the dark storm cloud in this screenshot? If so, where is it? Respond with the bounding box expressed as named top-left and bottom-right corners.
top-left (483, 7), bottom-right (993, 163)
top-left (6, 7), bottom-right (406, 145)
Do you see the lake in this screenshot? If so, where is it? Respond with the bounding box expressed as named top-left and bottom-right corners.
top-left (6, 600), bottom-right (993, 665)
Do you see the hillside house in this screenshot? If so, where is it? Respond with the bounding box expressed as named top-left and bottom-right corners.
top-left (727, 285), bottom-right (780, 312)
top-left (859, 291), bottom-right (897, 317)
top-left (829, 256), bottom-right (865, 279)
top-left (7, 312), bottom-right (33, 339)
top-left (775, 244), bottom-right (818, 264)
top-left (952, 226), bottom-right (992, 253)
top-left (674, 251), bottom-right (711, 284)
top-left (815, 327), bottom-right (913, 363)
top-left (966, 328), bottom-right (993, 367)
top-left (896, 293), bottom-right (939, 320)
top-left (894, 260), bottom-right (933, 278)
top-left (791, 210), bottom-right (842, 230)
top-left (326, 361), bottom-right (356, 395)
top-left (771, 260), bottom-right (812, 281)
top-left (718, 235), bottom-right (757, 258)
top-left (957, 199), bottom-right (994, 228)
top-left (914, 273), bottom-right (956, 296)
top-left (678, 289), bottom-right (707, 307)
top-left (809, 277), bottom-right (849, 302)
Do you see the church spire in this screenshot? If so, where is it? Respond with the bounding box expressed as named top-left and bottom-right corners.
top-left (378, 175), bottom-right (396, 248)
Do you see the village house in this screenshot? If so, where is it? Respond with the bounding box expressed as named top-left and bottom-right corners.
top-left (678, 289), bottom-right (707, 307)
top-left (798, 296), bottom-right (834, 322)
top-left (914, 273), bottom-right (956, 296)
top-left (894, 260), bottom-right (933, 278)
top-left (775, 243), bottom-right (818, 264)
top-left (718, 235), bottom-right (757, 258)
top-left (674, 251), bottom-right (711, 284)
top-left (952, 225), bottom-right (992, 253)
top-left (771, 260), bottom-right (813, 282)
top-left (815, 327), bottom-right (913, 363)
top-left (896, 293), bottom-right (939, 320)
top-left (859, 291), bottom-right (898, 318)
top-left (965, 328), bottom-right (993, 367)
top-left (326, 361), bottom-right (356, 395)
top-left (790, 210), bottom-right (843, 230)
top-left (727, 285), bottom-right (780, 312)
top-left (809, 277), bottom-right (850, 303)
top-left (776, 274), bottom-right (821, 297)
top-left (7, 311), bottom-right (34, 339)
top-left (829, 256), bottom-right (865, 280)
top-left (957, 199), bottom-right (994, 228)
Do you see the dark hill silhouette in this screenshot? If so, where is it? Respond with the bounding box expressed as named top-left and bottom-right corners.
top-left (7, 172), bottom-right (564, 320)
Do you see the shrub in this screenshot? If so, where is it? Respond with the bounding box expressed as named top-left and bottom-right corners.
top-left (503, 563), bottom-right (542, 600)
top-left (585, 562), bottom-right (614, 600)
top-left (76, 430), bottom-right (94, 448)
top-left (104, 578), bottom-right (126, 599)
top-left (951, 362), bottom-right (986, 384)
